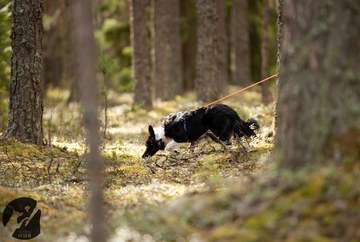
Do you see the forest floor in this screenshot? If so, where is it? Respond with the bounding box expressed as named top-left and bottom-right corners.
top-left (1, 87), bottom-right (359, 242)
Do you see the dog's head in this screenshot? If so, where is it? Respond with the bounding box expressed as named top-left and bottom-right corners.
top-left (142, 125), bottom-right (165, 158)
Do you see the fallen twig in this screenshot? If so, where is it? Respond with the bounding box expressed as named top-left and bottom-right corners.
top-left (146, 164), bottom-right (156, 174)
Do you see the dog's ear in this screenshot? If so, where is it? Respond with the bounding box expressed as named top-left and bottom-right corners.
top-left (148, 125), bottom-right (155, 137)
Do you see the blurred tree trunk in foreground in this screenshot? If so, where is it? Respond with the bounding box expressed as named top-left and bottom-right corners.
top-left (231, 0), bottom-right (251, 86)
top-left (275, 1), bottom-right (360, 169)
top-left (195, 0), bottom-right (223, 102)
top-left (130, 0), bottom-right (152, 108)
top-left (153, 0), bottom-right (183, 100)
top-left (6, 0), bottom-right (44, 145)
top-left (70, 0), bottom-right (106, 241)
top-left (181, 0), bottom-right (197, 91)
top-left (260, 0), bottom-right (272, 104)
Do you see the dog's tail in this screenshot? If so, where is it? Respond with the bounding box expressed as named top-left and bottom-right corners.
top-left (234, 117), bottom-right (259, 138)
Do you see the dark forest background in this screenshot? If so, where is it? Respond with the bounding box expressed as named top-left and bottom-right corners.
top-left (0, 0), bottom-right (277, 133)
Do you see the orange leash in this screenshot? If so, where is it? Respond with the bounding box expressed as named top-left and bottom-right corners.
top-left (205, 73), bottom-right (278, 107)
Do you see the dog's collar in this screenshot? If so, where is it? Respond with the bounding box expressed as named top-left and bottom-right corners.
top-left (157, 139), bottom-right (165, 150)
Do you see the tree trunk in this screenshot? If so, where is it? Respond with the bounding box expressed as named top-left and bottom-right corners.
top-left (130, 0), bottom-right (152, 108)
top-left (275, 1), bottom-right (360, 169)
top-left (216, 0), bottom-right (228, 95)
top-left (273, 0), bottom-right (283, 131)
top-left (6, 0), bottom-right (44, 145)
top-left (195, 0), bottom-right (223, 102)
top-left (67, 76), bottom-right (80, 103)
top-left (62, 0), bottom-right (78, 103)
top-left (152, 0), bottom-right (182, 100)
top-left (70, 0), bottom-right (106, 241)
top-left (260, 0), bottom-right (272, 104)
top-left (43, 0), bottom-right (63, 89)
top-left (231, 0), bottom-right (251, 86)
top-left (181, 0), bottom-right (197, 91)
top-left (66, 0), bottom-right (80, 103)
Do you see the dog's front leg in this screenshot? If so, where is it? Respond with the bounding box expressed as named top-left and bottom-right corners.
top-left (188, 141), bottom-right (198, 153)
top-left (188, 132), bottom-right (211, 152)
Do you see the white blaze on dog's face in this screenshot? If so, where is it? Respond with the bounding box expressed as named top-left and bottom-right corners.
top-left (142, 125), bottom-right (165, 158)
top-left (153, 126), bottom-right (165, 140)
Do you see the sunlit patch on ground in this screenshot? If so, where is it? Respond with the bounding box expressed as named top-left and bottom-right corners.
top-left (111, 180), bottom-right (204, 207)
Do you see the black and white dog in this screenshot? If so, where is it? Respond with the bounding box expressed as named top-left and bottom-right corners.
top-left (142, 104), bottom-right (259, 158)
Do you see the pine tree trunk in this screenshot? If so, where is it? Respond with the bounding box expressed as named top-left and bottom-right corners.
top-left (61, 0), bottom-right (77, 103)
top-left (275, 1), bottom-right (360, 169)
top-left (43, 0), bottom-right (63, 89)
top-left (231, 0), bottom-right (251, 86)
top-left (181, 0), bottom-right (197, 91)
top-left (195, 0), bottom-right (222, 102)
top-left (130, 0), bottom-right (152, 108)
top-left (273, 0), bottom-right (283, 131)
top-left (260, 0), bottom-right (272, 104)
top-left (6, 0), bottom-right (44, 145)
top-left (152, 0), bottom-right (182, 100)
top-left (66, 0), bottom-right (80, 103)
top-left (216, 0), bottom-right (227, 95)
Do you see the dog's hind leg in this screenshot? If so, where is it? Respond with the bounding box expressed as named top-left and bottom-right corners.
top-left (188, 133), bottom-right (208, 152)
top-left (234, 134), bottom-right (248, 154)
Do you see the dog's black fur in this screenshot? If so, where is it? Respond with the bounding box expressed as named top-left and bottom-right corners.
top-left (142, 104), bottom-right (259, 158)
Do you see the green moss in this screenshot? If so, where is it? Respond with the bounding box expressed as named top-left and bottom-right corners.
top-left (119, 165), bottom-right (149, 175)
top-left (243, 210), bottom-right (279, 231)
top-left (286, 175), bottom-right (325, 201)
top-left (209, 224), bottom-right (245, 242)
top-left (125, 163), bottom-right (360, 241)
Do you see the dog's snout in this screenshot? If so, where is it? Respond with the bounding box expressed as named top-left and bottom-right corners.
top-left (142, 148), bottom-right (151, 158)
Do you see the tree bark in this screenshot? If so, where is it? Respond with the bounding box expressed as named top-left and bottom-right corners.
top-left (70, 0), bottom-right (106, 241)
top-left (217, 0), bottom-right (227, 94)
top-left (260, 0), bottom-right (272, 104)
top-left (130, 0), bottom-right (152, 108)
top-left (152, 0), bottom-right (183, 100)
top-left (65, 0), bottom-right (80, 103)
top-left (273, 0), bottom-right (283, 131)
top-left (195, 0), bottom-right (223, 102)
top-left (275, 1), bottom-right (360, 169)
top-left (231, 0), bottom-right (251, 86)
top-left (6, 0), bottom-right (44, 145)
top-left (43, 0), bottom-right (63, 89)
top-left (181, 0), bottom-right (197, 91)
